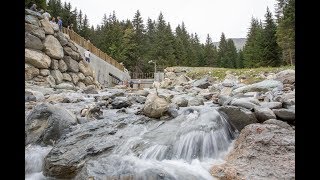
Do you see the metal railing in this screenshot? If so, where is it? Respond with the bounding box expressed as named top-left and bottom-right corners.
top-left (130, 72), bottom-right (154, 79)
top-left (62, 27), bottom-right (125, 71)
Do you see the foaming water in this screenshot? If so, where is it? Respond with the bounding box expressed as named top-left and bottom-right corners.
top-left (25, 145), bottom-right (52, 180)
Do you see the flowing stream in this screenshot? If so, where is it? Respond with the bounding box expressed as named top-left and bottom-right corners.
top-left (25, 102), bottom-right (238, 180)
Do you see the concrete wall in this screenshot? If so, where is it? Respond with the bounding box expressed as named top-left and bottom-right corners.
top-left (75, 44), bottom-right (130, 87)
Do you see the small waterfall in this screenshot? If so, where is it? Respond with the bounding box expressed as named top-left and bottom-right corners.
top-left (25, 145), bottom-right (52, 180)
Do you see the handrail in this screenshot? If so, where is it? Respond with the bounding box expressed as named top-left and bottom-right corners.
top-left (62, 27), bottom-right (125, 72)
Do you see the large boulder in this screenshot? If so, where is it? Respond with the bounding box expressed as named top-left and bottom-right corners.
top-left (79, 61), bottom-right (93, 76)
top-left (233, 80), bottom-right (283, 94)
top-left (43, 35), bottom-right (64, 59)
top-left (273, 108), bottom-right (295, 121)
top-left (40, 19), bottom-right (54, 35)
top-left (263, 119), bottom-right (293, 130)
top-left (165, 72), bottom-right (176, 80)
top-left (83, 76), bottom-right (94, 85)
top-left (143, 93), bottom-right (169, 118)
top-left (25, 89), bottom-right (45, 102)
top-left (25, 103), bottom-right (77, 146)
top-left (70, 73), bottom-right (79, 84)
top-left (219, 87), bottom-right (233, 96)
top-left (25, 23), bottom-right (45, 40)
top-left (62, 73), bottom-right (72, 82)
top-left (25, 32), bottom-right (43, 50)
top-left (211, 123), bottom-right (294, 180)
top-left (173, 75), bottom-right (190, 86)
top-left (39, 69), bottom-right (50, 76)
top-left (111, 97), bottom-right (132, 109)
top-left (58, 59), bottom-right (68, 72)
top-left (171, 96), bottom-right (188, 107)
top-left (25, 9), bottom-right (43, 19)
top-left (25, 15), bottom-right (40, 26)
top-left (55, 83), bottom-right (75, 90)
top-left (63, 56), bottom-right (79, 72)
top-left (25, 49), bottom-right (51, 69)
top-left (25, 63), bottom-right (39, 80)
top-left (55, 32), bottom-right (68, 46)
top-left (67, 42), bottom-right (78, 51)
top-left (218, 106), bottom-right (258, 131)
top-left (63, 46), bottom-right (80, 61)
top-left (82, 85), bottom-right (98, 94)
top-left (43, 120), bottom-right (119, 179)
top-left (253, 107), bottom-right (276, 123)
top-left (260, 102), bottom-right (282, 109)
top-left (188, 97), bottom-right (204, 106)
top-left (160, 78), bottom-right (172, 88)
top-left (50, 59), bottom-right (59, 70)
top-left (230, 97), bottom-right (260, 110)
top-left (50, 70), bottom-right (63, 84)
top-left (77, 72), bottom-right (85, 80)
top-left (222, 74), bottom-right (238, 87)
top-left (193, 77), bottom-right (210, 89)
top-left (274, 69), bottom-right (295, 84)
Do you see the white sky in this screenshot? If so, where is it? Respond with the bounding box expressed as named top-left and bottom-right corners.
top-left (60, 0), bottom-right (276, 43)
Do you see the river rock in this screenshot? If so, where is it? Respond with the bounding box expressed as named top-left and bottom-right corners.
top-left (222, 74), bottom-right (238, 87)
top-left (55, 82), bottom-right (75, 90)
top-left (135, 90), bottom-right (149, 97)
top-left (43, 35), bottom-right (64, 59)
top-left (83, 85), bottom-right (98, 94)
top-left (111, 97), bottom-right (132, 109)
top-left (25, 63), bottom-right (39, 80)
top-left (63, 56), bottom-right (79, 73)
top-left (25, 23), bottom-right (45, 40)
top-left (171, 96), bottom-right (188, 107)
top-left (50, 59), bottom-right (59, 70)
top-left (274, 69), bottom-right (295, 84)
top-left (39, 69), bottom-right (50, 76)
top-left (160, 78), bottom-right (172, 88)
top-left (62, 73), bottom-right (72, 82)
top-left (43, 120), bottom-right (119, 178)
top-left (50, 70), bottom-right (63, 84)
top-left (233, 80), bottom-right (283, 94)
top-left (253, 107), bottom-right (276, 123)
top-left (230, 97), bottom-right (260, 110)
top-left (273, 108), bottom-right (295, 121)
top-left (25, 49), bottom-right (51, 69)
top-left (25, 103), bottom-right (77, 146)
top-left (173, 75), bottom-right (190, 86)
top-left (193, 77), bottom-right (210, 89)
top-left (25, 32), bottom-right (43, 50)
top-left (143, 93), bottom-right (169, 118)
top-left (25, 15), bottom-right (40, 26)
top-left (211, 123), bottom-right (294, 180)
top-left (25, 89), bottom-right (45, 102)
top-left (218, 106), bottom-right (258, 131)
top-left (188, 97), bottom-right (204, 106)
top-left (63, 46), bottom-right (80, 61)
top-left (55, 31), bottom-right (68, 46)
top-left (260, 102), bottom-right (282, 109)
top-left (79, 60), bottom-right (93, 76)
top-left (40, 19), bottom-right (54, 34)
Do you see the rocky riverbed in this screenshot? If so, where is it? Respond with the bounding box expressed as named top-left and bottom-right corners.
top-left (25, 67), bottom-right (295, 179)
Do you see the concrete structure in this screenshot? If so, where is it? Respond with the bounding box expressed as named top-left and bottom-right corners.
top-left (75, 44), bottom-right (130, 87)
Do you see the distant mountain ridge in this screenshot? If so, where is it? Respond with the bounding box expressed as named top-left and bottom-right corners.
top-left (213, 38), bottom-right (246, 51)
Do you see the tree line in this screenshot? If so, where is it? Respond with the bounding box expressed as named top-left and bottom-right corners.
top-left (26, 0), bottom-right (295, 72)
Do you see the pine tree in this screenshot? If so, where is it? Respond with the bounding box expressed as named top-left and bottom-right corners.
top-left (276, 0), bottom-right (295, 65)
top-left (261, 7), bottom-right (281, 66)
top-left (237, 49), bottom-right (245, 68)
top-left (203, 34), bottom-right (218, 67)
top-left (226, 39), bottom-right (238, 68)
top-left (243, 17), bottom-right (264, 67)
top-left (217, 33), bottom-right (228, 67)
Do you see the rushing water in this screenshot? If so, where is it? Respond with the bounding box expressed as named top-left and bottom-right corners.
top-left (25, 101), bottom-right (238, 180)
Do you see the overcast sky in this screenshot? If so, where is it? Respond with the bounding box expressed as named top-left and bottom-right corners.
top-left (61, 0), bottom-right (276, 43)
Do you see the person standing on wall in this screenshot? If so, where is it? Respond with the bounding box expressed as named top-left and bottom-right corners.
top-left (57, 16), bottom-right (63, 31)
top-left (30, 4), bottom-right (37, 11)
top-left (84, 49), bottom-right (91, 63)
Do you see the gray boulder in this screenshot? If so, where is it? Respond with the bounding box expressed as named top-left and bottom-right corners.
top-left (193, 77), bottom-right (211, 89)
top-left (83, 76), bottom-right (94, 85)
top-left (63, 46), bottom-right (80, 61)
top-left (171, 96), bottom-right (188, 107)
top-left (260, 102), bottom-right (282, 109)
top-left (67, 42), bottom-right (78, 51)
top-left (143, 93), bottom-right (169, 118)
top-left (79, 61), bottom-right (93, 76)
top-left (25, 103), bottom-right (77, 145)
top-left (25, 89), bottom-right (45, 102)
top-left (39, 69), bottom-right (50, 76)
top-left (50, 70), bottom-right (63, 84)
top-left (253, 107), bottom-right (276, 123)
top-left (25, 23), bottom-right (45, 40)
top-left (25, 15), bottom-right (40, 26)
top-left (63, 56), bottom-right (79, 72)
top-left (43, 35), bottom-right (64, 59)
top-left (273, 108), bottom-right (295, 121)
top-left (55, 83), bottom-right (75, 90)
top-left (40, 19), bottom-right (54, 35)
top-left (263, 119), bottom-right (293, 130)
top-left (62, 73), bottom-right (72, 82)
top-left (25, 63), bottom-right (39, 80)
top-left (233, 80), bottom-right (283, 94)
top-left (188, 97), bottom-right (204, 106)
top-left (274, 69), bottom-right (295, 84)
top-left (25, 9), bottom-right (43, 19)
top-left (58, 59), bottom-right (68, 72)
top-left (70, 73), bottom-right (79, 84)
top-left (211, 123), bottom-right (294, 180)
top-left (25, 49), bottom-right (51, 69)
top-left (230, 97), bottom-right (260, 110)
top-left (50, 59), bottom-right (59, 70)
top-left (55, 31), bottom-right (68, 46)
top-left (83, 85), bottom-right (98, 94)
top-left (111, 97), bottom-right (132, 109)
top-left (218, 106), bottom-right (258, 131)
top-left (25, 32), bottom-right (43, 50)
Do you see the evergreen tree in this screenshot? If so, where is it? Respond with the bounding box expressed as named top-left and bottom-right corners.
top-left (243, 17), bottom-right (264, 67)
top-left (203, 34), bottom-right (218, 66)
top-left (276, 0), bottom-right (295, 65)
top-left (261, 7), bottom-right (281, 66)
top-left (237, 49), bottom-right (245, 68)
top-left (25, 0), bottom-right (47, 10)
top-left (226, 39), bottom-right (238, 68)
top-left (217, 33), bottom-right (228, 67)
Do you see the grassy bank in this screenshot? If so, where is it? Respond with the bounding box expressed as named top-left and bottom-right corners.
top-left (169, 66), bottom-right (294, 84)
